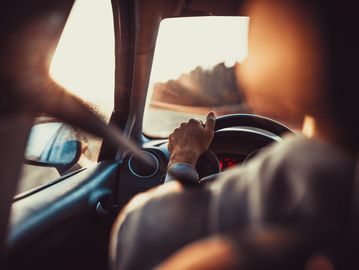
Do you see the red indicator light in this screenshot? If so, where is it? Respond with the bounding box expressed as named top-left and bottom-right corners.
top-left (219, 156), bottom-right (239, 170)
top-left (219, 160), bottom-right (223, 170)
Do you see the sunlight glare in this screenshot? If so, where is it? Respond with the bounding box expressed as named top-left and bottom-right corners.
top-left (49, 0), bottom-right (115, 118)
top-left (150, 16), bottom-right (249, 83)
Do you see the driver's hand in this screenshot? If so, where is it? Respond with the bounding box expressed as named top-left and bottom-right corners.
top-left (168, 112), bottom-right (216, 167)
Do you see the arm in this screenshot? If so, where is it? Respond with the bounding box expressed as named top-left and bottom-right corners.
top-left (109, 182), bottom-right (211, 270)
top-left (166, 112), bottom-right (216, 185)
top-left (109, 113), bottom-right (216, 270)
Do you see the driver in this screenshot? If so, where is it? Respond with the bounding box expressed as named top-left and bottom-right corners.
top-left (110, 0), bottom-right (358, 269)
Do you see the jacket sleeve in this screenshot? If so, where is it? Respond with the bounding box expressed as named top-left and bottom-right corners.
top-left (110, 186), bottom-right (211, 270)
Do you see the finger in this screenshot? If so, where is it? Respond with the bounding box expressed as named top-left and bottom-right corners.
top-left (167, 135), bottom-right (174, 151)
top-left (188, 118), bottom-right (201, 126)
top-left (167, 143), bottom-right (173, 153)
top-left (205, 112), bottom-right (216, 132)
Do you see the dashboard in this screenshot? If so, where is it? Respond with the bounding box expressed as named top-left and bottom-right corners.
top-left (116, 127), bottom-right (281, 207)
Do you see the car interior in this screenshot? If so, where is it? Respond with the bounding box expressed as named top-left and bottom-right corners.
top-left (1, 0), bottom-right (349, 269)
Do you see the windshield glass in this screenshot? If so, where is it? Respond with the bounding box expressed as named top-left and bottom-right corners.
top-left (143, 16), bottom-right (250, 137)
top-left (143, 16), bottom-right (303, 138)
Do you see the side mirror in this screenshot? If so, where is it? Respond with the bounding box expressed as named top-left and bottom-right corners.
top-left (25, 122), bottom-right (83, 173)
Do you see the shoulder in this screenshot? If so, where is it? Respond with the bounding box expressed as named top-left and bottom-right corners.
top-left (207, 135), bottom-right (355, 230)
top-left (110, 182), bottom-right (211, 270)
top-left (211, 135), bottom-right (354, 189)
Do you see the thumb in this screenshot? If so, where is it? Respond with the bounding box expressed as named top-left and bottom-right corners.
top-left (205, 111), bottom-right (216, 133)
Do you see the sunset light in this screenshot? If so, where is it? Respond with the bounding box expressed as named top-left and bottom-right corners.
top-left (49, 0), bottom-right (115, 118)
top-left (143, 16), bottom-right (250, 137)
top-left (150, 16), bottom-right (249, 83)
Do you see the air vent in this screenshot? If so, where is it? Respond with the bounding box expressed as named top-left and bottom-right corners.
top-left (128, 151), bottom-right (159, 178)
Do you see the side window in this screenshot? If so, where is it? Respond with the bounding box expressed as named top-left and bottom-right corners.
top-left (17, 0), bottom-right (115, 196)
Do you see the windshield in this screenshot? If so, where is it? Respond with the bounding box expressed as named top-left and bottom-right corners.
top-left (143, 16), bottom-right (303, 138)
top-left (143, 16), bottom-right (249, 137)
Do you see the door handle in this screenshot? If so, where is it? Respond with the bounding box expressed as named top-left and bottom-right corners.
top-left (96, 201), bottom-right (109, 217)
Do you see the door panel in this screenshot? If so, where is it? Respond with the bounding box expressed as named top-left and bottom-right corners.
top-left (4, 161), bottom-right (120, 270)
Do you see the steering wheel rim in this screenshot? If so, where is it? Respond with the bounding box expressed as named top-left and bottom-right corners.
top-left (197, 113), bottom-right (294, 182)
top-left (214, 113), bottom-right (294, 136)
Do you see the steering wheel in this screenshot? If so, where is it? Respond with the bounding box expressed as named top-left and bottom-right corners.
top-left (195, 113), bottom-right (294, 181)
top-left (214, 114), bottom-right (293, 136)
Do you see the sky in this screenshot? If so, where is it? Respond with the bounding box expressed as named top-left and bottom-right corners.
top-left (150, 16), bottom-right (249, 83)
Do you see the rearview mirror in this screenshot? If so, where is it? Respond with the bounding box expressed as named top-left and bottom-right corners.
top-left (25, 122), bottom-right (82, 173)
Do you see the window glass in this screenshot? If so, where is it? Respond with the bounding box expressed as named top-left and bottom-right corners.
top-left (143, 17), bottom-right (249, 138)
top-left (16, 0), bottom-right (115, 195)
top-left (50, 0), bottom-right (115, 120)
top-left (143, 16), bottom-right (300, 138)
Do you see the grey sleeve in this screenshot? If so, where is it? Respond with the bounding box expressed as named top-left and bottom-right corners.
top-left (207, 136), bottom-right (354, 234)
top-left (110, 136), bottom-right (355, 270)
top-left (110, 188), bottom-right (211, 270)
top-left (165, 162), bottom-right (199, 185)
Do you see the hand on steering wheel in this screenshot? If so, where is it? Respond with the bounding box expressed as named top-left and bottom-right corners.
top-left (167, 113), bottom-right (294, 186)
top-left (167, 112), bottom-right (216, 168)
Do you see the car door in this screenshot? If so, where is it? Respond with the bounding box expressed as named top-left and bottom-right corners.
top-left (0, 0), bottom-right (134, 269)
